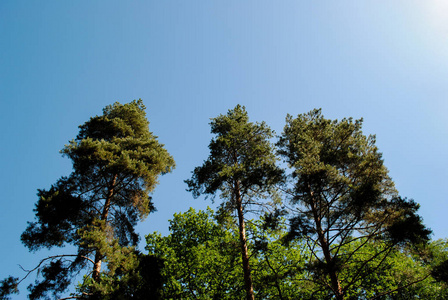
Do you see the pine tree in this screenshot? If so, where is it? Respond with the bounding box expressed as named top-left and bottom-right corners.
top-left (277, 109), bottom-right (431, 300)
top-left (186, 105), bottom-right (283, 300)
top-left (2, 100), bottom-right (175, 299)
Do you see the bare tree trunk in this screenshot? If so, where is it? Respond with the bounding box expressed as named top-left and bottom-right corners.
top-left (319, 233), bottom-right (343, 300)
top-left (92, 174), bottom-right (117, 282)
top-left (235, 180), bottom-right (255, 300)
top-left (309, 186), bottom-right (343, 300)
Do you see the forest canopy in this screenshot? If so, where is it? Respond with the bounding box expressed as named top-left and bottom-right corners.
top-left (1, 103), bottom-right (446, 300)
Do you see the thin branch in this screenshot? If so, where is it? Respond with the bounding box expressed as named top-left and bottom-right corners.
top-left (343, 244), bottom-right (394, 291)
top-left (368, 273), bottom-right (432, 300)
top-left (17, 254), bottom-right (94, 285)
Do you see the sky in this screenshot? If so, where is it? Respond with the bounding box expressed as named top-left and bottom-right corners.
top-left (1, 1), bottom-right (448, 298)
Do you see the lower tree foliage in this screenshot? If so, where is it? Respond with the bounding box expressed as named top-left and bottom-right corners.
top-left (330, 239), bottom-right (447, 299)
top-left (77, 250), bottom-right (164, 299)
top-left (146, 208), bottom-right (245, 299)
top-left (145, 208), bottom-right (310, 299)
top-left (145, 208), bottom-right (447, 300)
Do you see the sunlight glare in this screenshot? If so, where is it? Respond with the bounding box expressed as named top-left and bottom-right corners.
top-left (427, 0), bottom-right (448, 31)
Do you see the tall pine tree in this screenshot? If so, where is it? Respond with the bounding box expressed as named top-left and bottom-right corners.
top-left (277, 109), bottom-right (431, 300)
top-left (186, 105), bottom-right (283, 300)
top-left (2, 100), bottom-right (174, 299)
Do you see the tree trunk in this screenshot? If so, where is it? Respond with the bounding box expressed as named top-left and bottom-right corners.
top-left (235, 180), bottom-right (255, 300)
top-left (309, 186), bottom-right (343, 300)
top-left (92, 174), bottom-right (117, 282)
top-left (319, 233), bottom-right (343, 300)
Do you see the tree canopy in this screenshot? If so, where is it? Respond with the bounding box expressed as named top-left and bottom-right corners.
top-left (1, 104), bottom-right (444, 300)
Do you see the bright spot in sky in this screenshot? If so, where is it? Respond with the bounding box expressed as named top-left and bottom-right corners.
top-left (421, 0), bottom-right (448, 63)
top-left (426, 0), bottom-right (448, 32)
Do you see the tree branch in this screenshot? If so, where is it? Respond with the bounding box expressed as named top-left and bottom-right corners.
top-left (368, 273), bottom-right (432, 300)
top-left (17, 254), bottom-right (94, 285)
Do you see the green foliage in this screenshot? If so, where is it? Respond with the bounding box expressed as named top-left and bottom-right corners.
top-left (248, 217), bottom-right (312, 299)
top-left (0, 277), bottom-right (18, 300)
top-left (146, 208), bottom-right (310, 299)
top-left (78, 251), bottom-right (163, 300)
top-left (146, 207), bottom-right (448, 300)
top-left (429, 239), bottom-right (448, 285)
top-left (64, 100), bottom-right (174, 197)
top-left (4, 100), bottom-right (174, 299)
top-left (21, 179), bottom-right (85, 251)
top-left (338, 239), bottom-right (448, 299)
top-left (27, 260), bottom-right (72, 300)
top-left (186, 104), bottom-right (283, 204)
top-left (146, 207), bottom-right (244, 299)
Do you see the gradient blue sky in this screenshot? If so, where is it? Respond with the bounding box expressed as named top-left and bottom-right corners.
top-left (1, 1), bottom-right (448, 297)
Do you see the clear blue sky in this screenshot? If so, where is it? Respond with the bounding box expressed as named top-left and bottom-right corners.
top-left (1, 1), bottom-right (447, 297)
